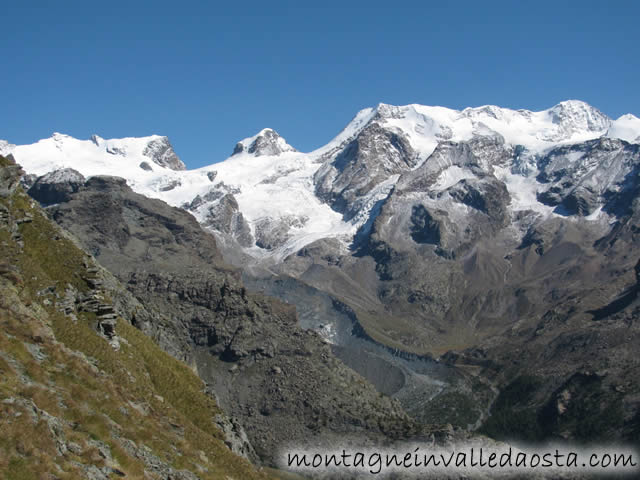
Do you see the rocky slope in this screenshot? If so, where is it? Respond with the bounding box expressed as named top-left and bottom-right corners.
top-left (25, 165), bottom-right (423, 465)
top-left (5, 99), bottom-right (640, 445)
top-left (0, 154), bottom-right (274, 479)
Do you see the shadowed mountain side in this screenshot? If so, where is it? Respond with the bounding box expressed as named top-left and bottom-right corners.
top-left (37, 172), bottom-right (423, 465)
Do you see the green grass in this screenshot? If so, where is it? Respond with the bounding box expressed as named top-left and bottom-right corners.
top-left (17, 203), bottom-right (90, 295)
top-left (6, 457), bottom-right (34, 480)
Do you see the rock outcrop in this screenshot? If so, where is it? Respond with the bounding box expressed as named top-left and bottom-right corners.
top-left (232, 129), bottom-right (296, 157)
top-left (27, 168), bottom-right (85, 205)
top-left (143, 136), bottom-right (186, 170)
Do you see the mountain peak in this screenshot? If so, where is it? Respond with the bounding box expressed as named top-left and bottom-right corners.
top-left (617, 113), bottom-right (640, 122)
top-left (553, 99), bottom-right (592, 109)
top-left (608, 113), bottom-right (640, 143)
top-left (548, 100), bottom-right (610, 133)
top-left (142, 135), bottom-right (186, 171)
top-left (232, 128), bottom-right (296, 157)
top-left (373, 103), bottom-right (409, 120)
top-left (51, 132), bottom-right (72, 141)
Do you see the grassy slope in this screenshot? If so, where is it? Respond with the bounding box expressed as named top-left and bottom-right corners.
top-left (0, 155), bottom-right (275, 479)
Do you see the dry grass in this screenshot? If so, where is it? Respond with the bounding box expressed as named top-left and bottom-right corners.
top-left (0, 165), bottom-right (275, 478)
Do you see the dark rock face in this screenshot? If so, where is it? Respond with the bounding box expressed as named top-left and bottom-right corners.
top-left (34, 173), bottom-right (415, 465)
top-left (447, 177), bottom-right (510, 225)
top-left (27, 168), bottom-right (85, 205)
top-left (49, 174), bottom-right (223, 269)
top-left (560, 185), bottom-right (598, 216)
top-left (397, 136), bottom-right (513, 194)
top-left (314, 121), bottom-right (418, 220)
top-left (410, 205), bottom-right (444, 245)
top-left (232, 143), bottom-right (244, 156)
top-left (248, 129), bottom-right (293, 156)
top-left (202, 194), bottom-right (254, 247)
top-left (356, 135), bottom-right (638, 354)
top-left (536, 138), bottom-right (640, 216)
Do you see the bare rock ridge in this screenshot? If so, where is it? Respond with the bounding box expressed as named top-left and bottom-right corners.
top-left (142, 135), bottom-right (187, 170)
top-left (314, 119), bottom-right (419, 220)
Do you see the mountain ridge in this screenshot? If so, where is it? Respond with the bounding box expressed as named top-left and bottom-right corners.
top-left (7, 99), bottom-right (640, 446)
top-left (4, 100), bottom-right (639, 266)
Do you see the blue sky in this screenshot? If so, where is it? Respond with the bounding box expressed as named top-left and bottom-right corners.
top-left (2, 1), bottom-right (638, 168)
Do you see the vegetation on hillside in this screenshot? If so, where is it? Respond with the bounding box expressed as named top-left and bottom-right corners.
top-left (0, 154), bottom-right (275, 479)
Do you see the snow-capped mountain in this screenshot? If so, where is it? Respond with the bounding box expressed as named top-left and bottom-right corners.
top-left (6, 100), bottom-right (640, 447)
top-left (4, 133), bottom-right (186, 177)
top-left (232, 128), bottom-right (297, 156)
top-left (3, 100), bottom-right (640, 266)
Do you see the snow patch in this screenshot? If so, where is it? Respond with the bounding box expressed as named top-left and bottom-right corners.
top-left (432, 166), bottom-right (476, 191)
top-left (493, 165), bottom-right (554, 216)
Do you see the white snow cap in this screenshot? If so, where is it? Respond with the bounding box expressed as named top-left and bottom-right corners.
top-left (608, 113), bottom-right (640, 143)
top-left (5, 99), bottom-right (640, 261)
top-left (232, 128), bottom-right (297, 157)
top-left (367, 100), bottom-right (619, 161)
